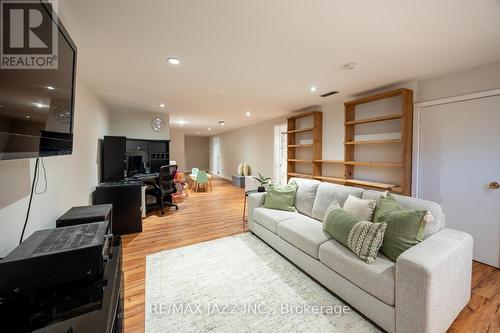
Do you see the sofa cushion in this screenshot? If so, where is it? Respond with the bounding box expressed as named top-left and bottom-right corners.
top-left (277, 216), bottom-right (332, 259)
top-left (253, 207), bottom-right (300, 234)
top-left (289, 178), bottom-right (321, 218)
top-left (312, 182), bottom-right (364, 221)
top-left (362, 190), bottom-right (444, 238)
top-left (319, 239), bottom-right (395, 305)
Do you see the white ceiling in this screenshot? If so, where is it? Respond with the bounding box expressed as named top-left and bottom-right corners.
top-left (61, 0), bottom-right (500, 135)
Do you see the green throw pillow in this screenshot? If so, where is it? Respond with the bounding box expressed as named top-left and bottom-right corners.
top-left (323, 202), bottom-right (361, 248)
top-left (324, 202), bottom-right (387, 263)
top-left (263, 183), bottom-right (298, 212)
top-left (373, 193), bottom-right (429, 261)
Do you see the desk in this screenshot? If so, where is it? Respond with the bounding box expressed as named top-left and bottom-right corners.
top-left (127, 172), bottom-right (159, 184)
top-left (126, 173), bottom-right (159, 216)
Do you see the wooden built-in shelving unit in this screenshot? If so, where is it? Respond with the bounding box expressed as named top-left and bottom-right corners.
top-left (285, 89), bottom-right (413, 195)
top-left (344, 139), bottom-right (403, 145)
top-left (287, 111), bottom-right (322, 181)
top-left (344, 88), bottom-right (413, 195)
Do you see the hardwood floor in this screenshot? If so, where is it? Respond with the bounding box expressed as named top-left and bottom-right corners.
top-left (122, 177), bottom-right (499, 333)
top-left (121, 177), bottom-right (246, 332)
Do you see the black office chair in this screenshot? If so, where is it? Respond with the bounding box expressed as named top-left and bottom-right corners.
top-left (146, 165), bottom-right (179, 214)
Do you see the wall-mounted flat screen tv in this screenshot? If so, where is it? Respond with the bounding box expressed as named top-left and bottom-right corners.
top-left (0, 1), bottom-right (77, 160)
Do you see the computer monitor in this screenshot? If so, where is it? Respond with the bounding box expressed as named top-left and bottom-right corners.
top-left (127, 155), bottom-right (143, 176)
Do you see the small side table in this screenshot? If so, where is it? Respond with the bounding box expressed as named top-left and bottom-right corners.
top-left (243, 190), bottom-right (264, 231)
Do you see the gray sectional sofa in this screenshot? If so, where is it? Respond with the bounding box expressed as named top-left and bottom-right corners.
top-left (247, 178), bottom-right (473, 333)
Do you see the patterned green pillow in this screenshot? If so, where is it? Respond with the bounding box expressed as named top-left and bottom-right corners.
top-left (263, 183), bottom-right (298, 212)
top-left (347, 221), bottom-right (387, 264)
top-left (373, 193), bottom-right (431, 261)
top-left (324, 202), bottom-right (387, 263)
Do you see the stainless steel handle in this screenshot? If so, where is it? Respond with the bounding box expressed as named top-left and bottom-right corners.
top-left (489, 181), bottom-right (500, 189)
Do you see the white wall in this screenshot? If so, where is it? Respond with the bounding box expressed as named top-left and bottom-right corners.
top-left (417, 60), bottom-right (500, 102)
top-left (185, 136), bottom-right (209, 171)
top-left (209, 117), bottom-right (287, 180)
top-left (0, 79), bottom-right (111, 256)
top-left (110, 111), bottom-right (170, 140)
top-left (169, 128), bottom-right (186, 172)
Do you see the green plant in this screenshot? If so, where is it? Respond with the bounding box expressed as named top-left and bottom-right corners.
top-left (252, 172), bottom-right (272, 186)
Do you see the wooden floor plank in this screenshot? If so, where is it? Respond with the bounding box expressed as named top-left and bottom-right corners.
top-left (122, 177), bottom-right (247, 332)
top-left (121, 177), bottom-right (499, 333)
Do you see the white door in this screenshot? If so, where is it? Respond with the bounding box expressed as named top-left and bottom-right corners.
top-left (416, 93), bottom-right (500, 267)
top-left (274, 124), bottom-right (288, 185)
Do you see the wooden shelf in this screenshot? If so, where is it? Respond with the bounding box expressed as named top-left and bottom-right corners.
top-left (344, 88), bottom-right (408, 106)
top-left (287, 172), bottom-right (313, 179)
top-left (314, 176), bottom-right (345, 183)
top-left (286, 127), bottom-right (314, 134)
top-left (288, 159), bottom-right (313, 163)
top-left (344, 179), bottom-right (398, 190)
top-left (345, 114), bottom-right (403, 125)
top-left (344, 161), bottom-right (403, 168)
top-left (288, 144), bottom-right (313, 148)
top-left (343, 88), bottom-right (413, 195)
top-left (287, 111), bottom-right (322, 182)
top-left (287, 111), bottom-right (317, 120)
top-left (344, 139), bottom-right (403, 145)
top-left (313, 160), bottom-right (344, 164)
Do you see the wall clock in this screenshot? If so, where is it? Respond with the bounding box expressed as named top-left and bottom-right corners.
top-left (151, 117), bottom-right (166, 132)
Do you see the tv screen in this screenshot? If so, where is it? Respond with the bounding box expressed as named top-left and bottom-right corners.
top-left (0, 1), bottom-right (77, 160)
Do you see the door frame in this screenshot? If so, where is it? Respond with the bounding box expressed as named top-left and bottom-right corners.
top-left (212, 136), bottom-right (220, 176)
top-left (273, 123), bottom-right (288, 185)
top-left (412, 88), bottom-right (500, 197)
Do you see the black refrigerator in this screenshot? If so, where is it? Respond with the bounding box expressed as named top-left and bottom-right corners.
top-left (94, 182), bottom-right (142, 235)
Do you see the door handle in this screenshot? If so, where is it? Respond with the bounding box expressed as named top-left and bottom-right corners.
top-left (489, 181), bottom-right (500, 189)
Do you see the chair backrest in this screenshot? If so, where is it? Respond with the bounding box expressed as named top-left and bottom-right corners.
top-left (191, 167), bottom-right (199, 175)
top-left (195, 170), bottom-right (208, 183)
top-left (159, 165), bottom-right (178, 189)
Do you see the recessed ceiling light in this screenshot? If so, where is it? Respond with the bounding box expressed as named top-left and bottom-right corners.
top-left (178, 120), bottom-right (187, 125)
top-left (342, 62), bottom-right (357, 70)
top-left (26, 115), bottom-right (30, 119)
top-left (167, 57), bottom-right (181, 65)
top-left (34, 103), bottom-right (44, 108)
top-left (245, 111), bottom-right (251, 117)
top-left (208, 127), bottom-right (212, 131)
top-left (310, 86), bottom-right (317, 92)
top-left (47, 86), bottom-right (55, 90)
top-left (218, 120), bottom-right (225, 126)
top-left (159, 103), bottom-right (165, 108)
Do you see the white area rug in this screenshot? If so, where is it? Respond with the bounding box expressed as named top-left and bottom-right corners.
top-left (146, 233), bottom-right (380, 333)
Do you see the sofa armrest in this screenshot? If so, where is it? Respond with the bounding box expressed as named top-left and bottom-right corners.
top-left (395, 229), bottom-right (473, 333)
top-left (247, 192), bottom-right (266, 231)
